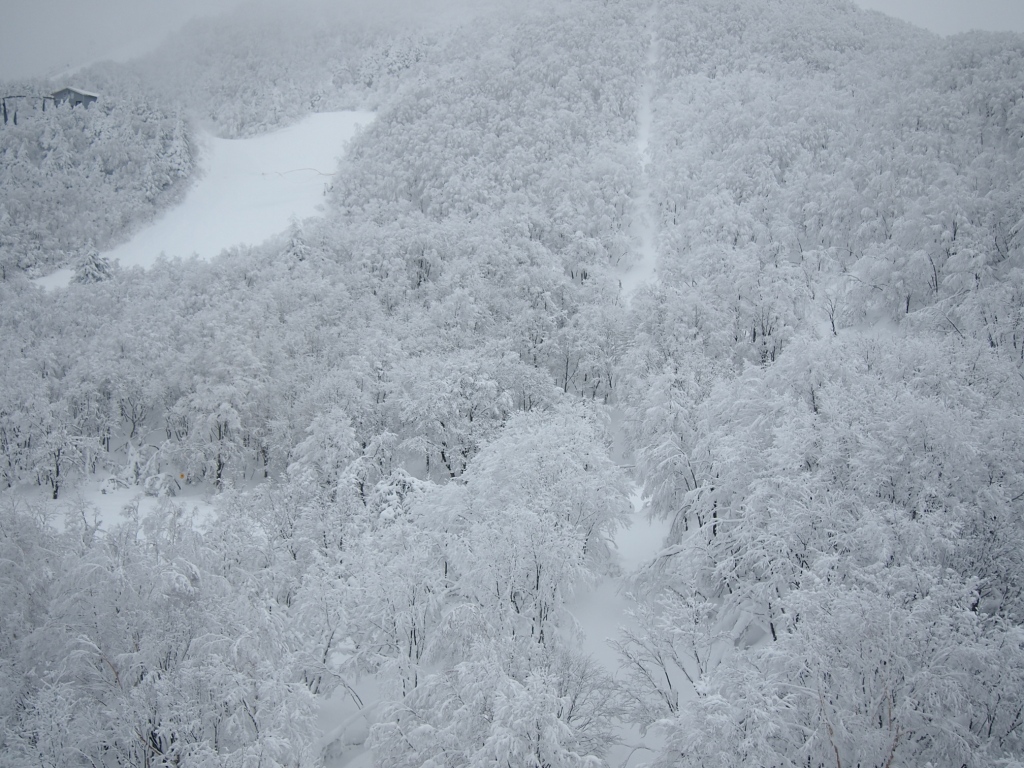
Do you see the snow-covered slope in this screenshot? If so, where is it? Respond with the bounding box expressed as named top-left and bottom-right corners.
top-left (108, 111), bottom-right (374, 268)
top-left (34, 111), bottom-right (373, 289)
top-left (8, 2), bottom-right (1024, 766)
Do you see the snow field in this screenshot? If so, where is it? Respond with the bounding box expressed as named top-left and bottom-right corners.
top-left (108, 111), bottom-right (374, 269)
top-left (569, 487), bottom-right (675, 767)
top-left (565, 405), bottom-right (677, 766)
top-left (16, 475), bottom-right (216, 537)
top-left (34, 111), bottom-right (374, 289)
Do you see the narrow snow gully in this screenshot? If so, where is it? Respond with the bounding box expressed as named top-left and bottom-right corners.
top-left (572, 17), bottom-right (672, 763)
top-left (572, 405), bottom-right (673, 767)
top-left (620, 5), bottom-right (660, 304)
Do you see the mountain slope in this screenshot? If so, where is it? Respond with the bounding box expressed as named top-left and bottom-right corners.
top-left (1, 1), bottom-right (1023, 766)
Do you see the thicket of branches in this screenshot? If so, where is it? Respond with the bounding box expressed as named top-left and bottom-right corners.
top-left (0, 72), bottom-right (194, 274)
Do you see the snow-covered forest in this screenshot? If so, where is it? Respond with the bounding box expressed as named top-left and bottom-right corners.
top-left (2, 0), bottom-right (1023, 766)
top-left (0, 70), bottom-right (194, 274)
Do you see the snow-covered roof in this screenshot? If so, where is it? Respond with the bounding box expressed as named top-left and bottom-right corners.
top-left (52, 86), bottom-right (99, 99)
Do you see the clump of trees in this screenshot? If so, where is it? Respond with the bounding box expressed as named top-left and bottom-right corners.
top-left (0, 75), bottom-right (195, 275)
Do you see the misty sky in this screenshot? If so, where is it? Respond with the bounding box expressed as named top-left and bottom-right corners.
top-left (855, 0), bottom-right (1024, 37)
top-left (2, 0), bottom-right (1024, 81)
top-left (1, 0), bottom-right (246, 81)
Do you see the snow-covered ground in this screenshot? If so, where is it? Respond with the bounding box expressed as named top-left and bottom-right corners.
top-left (33, 111), bottom-right (373, 289)
top-left (107, 111), bottom-right (374, 269)
top-left (30, 266), bottom-right (78, 291)
top-left (569, 404), bottom-right (675, 767)
top-left (571, 486), bottom-right (673, 671)
top-left (14, 475), bottom-right (217, 540)
top-left (571, 493), bottom-right (674, 768)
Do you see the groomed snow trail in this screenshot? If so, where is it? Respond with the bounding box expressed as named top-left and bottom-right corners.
top-left (108, 111), bottom-right (374, 269)
top-left (34, 111), bottom-right (373, 289)
top-left (620, 7), bottom-right (660, 304)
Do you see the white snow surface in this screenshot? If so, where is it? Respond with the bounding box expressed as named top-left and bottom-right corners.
top-left (33, 267), bottom-right (76, 290)
top-left (110, 111), bottom-right (374, 268)
top-left (34, 111), bottom-right (373, 289)
top-left (11, 476), bottom-right (217, 539)
top-left (567, 405), bottom-right (676, 767)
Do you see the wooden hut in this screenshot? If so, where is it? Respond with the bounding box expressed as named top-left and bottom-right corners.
top-left (51, 87), bottom-right (99, 108)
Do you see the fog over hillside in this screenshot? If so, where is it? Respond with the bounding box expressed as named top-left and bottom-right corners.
top-left (2, 1), bottom-right (1023, 766)
top-left (4, 0), bottom-right (1024, 81)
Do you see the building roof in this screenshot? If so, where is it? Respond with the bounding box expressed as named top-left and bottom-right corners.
top-left (52, 86), bottom-right (100, 99)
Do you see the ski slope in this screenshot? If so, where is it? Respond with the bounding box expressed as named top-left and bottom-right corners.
top-left (35, 111), bottom-right (373, 288)
top-left (110, 111), bottom-right (374, 268)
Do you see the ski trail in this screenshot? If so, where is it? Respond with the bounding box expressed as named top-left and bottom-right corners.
top-left (570, 403), bottom-right (673, 767)
top-left (107, 111), bottom-right (374, 270)
top-left (32, 111), bottom-right (373, 290)
top-left (570, 17), bottom-right (672, 764)
top-left (620, 7), bottom-right (660, 304)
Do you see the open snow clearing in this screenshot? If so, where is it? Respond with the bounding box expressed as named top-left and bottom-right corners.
top-left (34, 111), bottom-right (373, 288)
top-left (110, 111), bottom-right (374, 268)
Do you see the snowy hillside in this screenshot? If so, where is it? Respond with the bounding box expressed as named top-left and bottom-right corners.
top-left (2, 1), bottom-right (1024, 767)
top-left (0, 81), bottom-right (195, 276)
top-left (108, 111), bottom-right (374, 269)
top-left (34, 111), bottom-right (373, 289)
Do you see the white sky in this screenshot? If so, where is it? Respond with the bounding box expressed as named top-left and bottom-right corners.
top-left (0, 0), bottom-right (246, 81)
top-left (1, 0), bottom-right (1023, 82)
top-left (854, 0), bottom-right (1024, 36)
